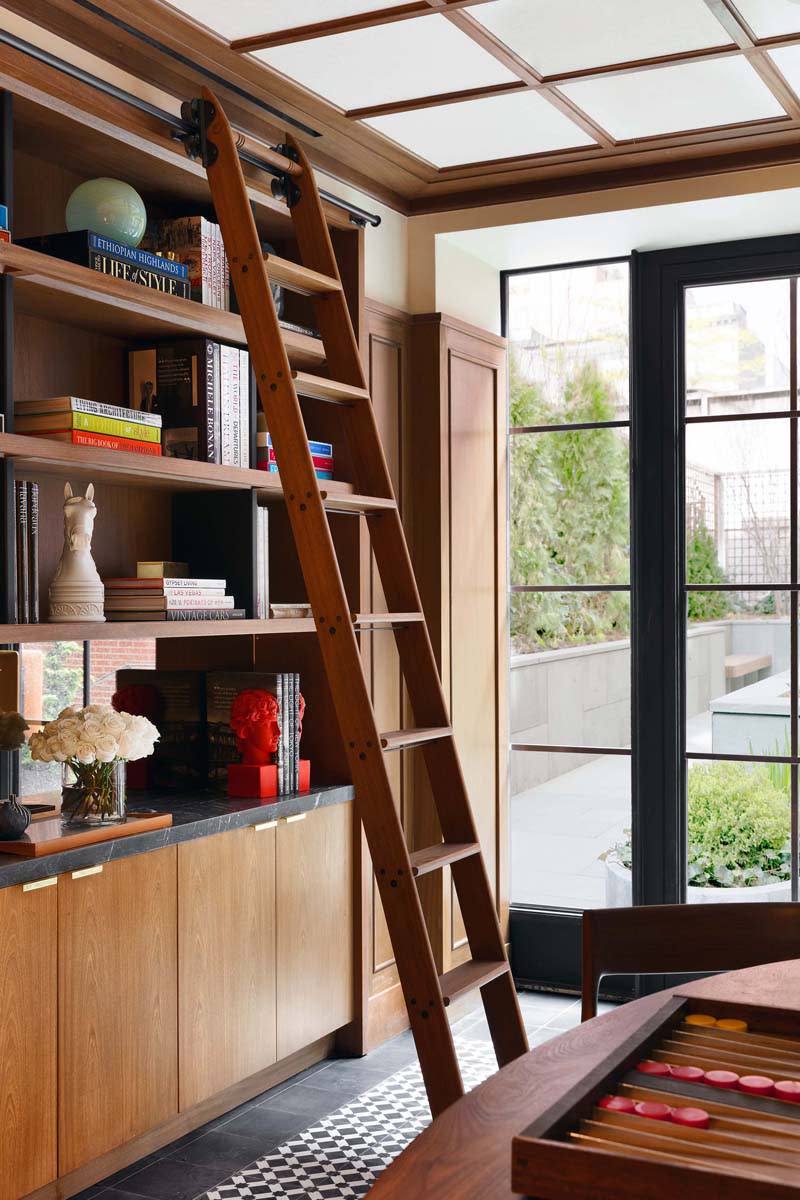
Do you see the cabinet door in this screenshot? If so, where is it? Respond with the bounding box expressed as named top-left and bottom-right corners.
top-left (0, 880), bottom-right (57, 1200)
top-left (277, 803), bottom-right (354, 1058)
top-left (178, 824), bottom-right (277, 1109)
top-left (59, 848), bottom-right (178, 1175)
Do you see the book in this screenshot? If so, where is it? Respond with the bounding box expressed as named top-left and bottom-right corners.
top-left (255, 505), bottom-right (269, 620)
top-left (137, 561), bottom-right (188, 578)
top-left (260, 432), bottom-right (333, 458)
top-left (220, 343), bottom-right (234, 466)
top-left (106, 575), bottom-right (225, 589)
top-left (15, 411), bottom-right (162, 443)
top-left (25, 429), bottom-right (162, 456)
top-left (264, 448), bottom-right (333, 471)
top-left (17, 230), bottom-right (188, 279)
top-left (206, 671), bottom-right (284, 787)
top-left (262, 463), bottom-right (333, 480)
top-left (129, 340), bottom-right (219, 463)
top-left (106, 608), bottom-right (245, 622)
top-left (91, 252), bottom-right (189, 297)
top-left (114, 669), bottom-right (205, 789)
top-left (239, 348), bottom-right (250, 469)
top-left (173, 491), bottom-right (255, 617)
top-left (14, 395), bottom-right (162, 428)
top-left (105, 587), bottom-right (227, 599)
top-left (28, 481), bottom-right (39, 623)
top-left (0, 230), bottom-right (9, 243)
top-left (144, 216), bottom-right (224, 308)
top-left (104, 594), bottom-right (234, 611)
top-left (15, 482), bottom-right (28, 623)
top-left (0, 204), bottom-right (7, 229)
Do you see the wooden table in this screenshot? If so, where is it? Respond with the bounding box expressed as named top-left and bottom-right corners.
top-left (368, 960), bottom-right (800, 1200)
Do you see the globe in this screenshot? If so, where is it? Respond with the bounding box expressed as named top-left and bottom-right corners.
top-left (65, 178), bottom-right (147, 247)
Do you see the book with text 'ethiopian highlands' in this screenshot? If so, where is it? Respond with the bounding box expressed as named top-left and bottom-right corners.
top-left (18, 230), bottom-right (189, 278)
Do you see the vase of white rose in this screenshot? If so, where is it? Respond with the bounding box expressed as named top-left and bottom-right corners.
top-left (29, 704), bottom-right (159, 825)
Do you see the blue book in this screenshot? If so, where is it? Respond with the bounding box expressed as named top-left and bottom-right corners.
top-left (267, 463), bottom-right (333, 480)
top-left (267, 433), bottom-right (333, 458)
top-left (18, 230), bottom-right (188, 280)
top-left (0, 203), bottom-right (7, 230)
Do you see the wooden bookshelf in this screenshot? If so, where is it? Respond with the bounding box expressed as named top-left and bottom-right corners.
top-left (2, 242), bottom-right (326, 370)
top-left (3, 617), bottom-right (316, 642)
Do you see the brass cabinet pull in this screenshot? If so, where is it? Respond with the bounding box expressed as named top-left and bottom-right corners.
top-left (22, 876), bottom-right (58, 892)
top-left (253, 820), bottom-right (277, 832)
top-left (285, 813), bottom-right (307, 824)
top-left (71, 864), bottom-right (103, 879)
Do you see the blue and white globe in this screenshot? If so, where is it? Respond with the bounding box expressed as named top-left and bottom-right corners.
top-left (65, 178), bottom-right (147, 247)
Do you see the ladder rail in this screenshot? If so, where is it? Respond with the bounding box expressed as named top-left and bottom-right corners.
top-left (198, 89), bottom-right (528, 1115)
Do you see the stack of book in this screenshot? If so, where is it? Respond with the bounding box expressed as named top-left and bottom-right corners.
top-left (143, 216), bottom-right (229, 309)
top-left (104, 562), bottom-right (243, 622)
top-left (14, 480), bottom-right (39, 622)
top-left (207, 669), bottom-right (303, 793)
top-left (15, 396), bottom-right (162, 457)
top-left (17, 230), bottom-right (190, 299)
top-left (0, 203), bottom-right (9, 244)
top-left (257, 427), bottom-right (333, 480)
top-left (129, 339), bottom-right (250, 465)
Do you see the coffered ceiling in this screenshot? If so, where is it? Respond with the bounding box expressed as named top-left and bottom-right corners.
top-left (14, 0), bottom-right (800, 214)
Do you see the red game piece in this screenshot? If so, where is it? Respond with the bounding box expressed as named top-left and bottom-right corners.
top-left (598, 1095), bottom-right (636, 1113)
top-left (775, 1081), bottom-right (800, 1103)
top-left (634, 1101), bottom-right (672, 1121)
top-left (738, 1075), bottom-right (775, 1096)
top-left (670, 1064), bottom-right (705, 1083)
top-left (635, 1060), bottom-right (671, 1076)
top-left (704, 1070), bottom-right (740, 1089)
top-left (671, 1106), bottom-right (711, 1129)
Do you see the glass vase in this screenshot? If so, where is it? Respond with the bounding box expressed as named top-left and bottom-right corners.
top-left (61, 759), bottom-right (127, 825)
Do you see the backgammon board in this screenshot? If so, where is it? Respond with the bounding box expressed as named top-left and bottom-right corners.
top-left (512, 994), bottom-right (800, 1199)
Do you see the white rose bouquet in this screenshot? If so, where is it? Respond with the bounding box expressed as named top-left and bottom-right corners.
top-left (29, 704), bottom-right (159, 822)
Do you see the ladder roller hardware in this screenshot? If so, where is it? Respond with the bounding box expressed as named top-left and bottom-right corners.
top-left (194, 87), bottom-right (527, 1116)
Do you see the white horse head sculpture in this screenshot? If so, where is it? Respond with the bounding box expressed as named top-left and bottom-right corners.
top-left (52, 482), bottom-right (102, 585)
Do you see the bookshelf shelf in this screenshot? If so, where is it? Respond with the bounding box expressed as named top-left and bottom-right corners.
top-left (2, 242), bottom-right (326, 370)
top-left (5, 617), bottom-right (316, 643)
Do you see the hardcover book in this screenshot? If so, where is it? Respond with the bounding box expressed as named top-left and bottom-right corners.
top-left (206, 670), bottom-right (284, 787)
top-left (106, 608), bottom-right (245, 622)
top-left (114, 669), bottom-right (206, 789)
top-left (17, 230), bottom-right (189, 279)
top-left (89, 253), bottom-right (190, 298)
top-left (129, 340), bottom-right (218, 462)
top-left (27, 429), bottom-right (162, 456)
top-left (15, 411), bottom-right (162, 443)
top-left (15, 395), bottom-right (162, 428)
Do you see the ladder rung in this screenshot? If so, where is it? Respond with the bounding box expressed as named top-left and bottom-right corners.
top-left (409, 841), bottom-right (480, 877)
top-left (379, 726), bottom-right (452, 751)
top-left (293, 371), bottom-right (370, 405)
top-left (265, 252), bottom-right (341, 296)
top-left (320, 491), bottom-right (396, 513)
top-left (439, 959), bottom-right (510, 1007)
top-left (352, 612), bottom-right (424, 626)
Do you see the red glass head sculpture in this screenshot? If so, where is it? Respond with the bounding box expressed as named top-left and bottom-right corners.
top-left (229, 688), bottom-right (280, 766)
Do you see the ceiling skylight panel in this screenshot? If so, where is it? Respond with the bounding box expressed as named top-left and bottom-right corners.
top-left (364, 90), bottom-right (595, 168)
top-left (734, 1), bottom-right (800, 38)
top-left (255, 16), bottom-right (516, 110)
top-left (558, 57), bottom-right (786, 140)
top-left (471, 0), bottom-right (734, 76)
top-left (163, 0), bottom-right (413, 41)
top-left (768, 46), bottom-right (800, 96)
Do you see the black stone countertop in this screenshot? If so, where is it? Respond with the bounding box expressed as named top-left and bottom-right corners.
top-left (0, 782), bottom-right (355, 890)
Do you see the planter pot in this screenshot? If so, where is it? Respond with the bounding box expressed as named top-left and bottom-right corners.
top-left (604, 858), bottom-right (791, 906)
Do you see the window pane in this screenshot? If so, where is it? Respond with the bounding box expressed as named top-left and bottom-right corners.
top-left (685, 278), bottom-right (790, 410)
top-left (89, 639), bottom-right (156, 705)
top-left (510, 427), bottom-right (629, 590)
top-left (507, 261), bottom-right (629, 423)
top-left (686, 419), bottom-right (790, 586)
top-left (685, 757), bottom-right (791, 901)
top-left (19, 641), bottom-right (84, 797)
top-left (510, 750), bottom-right (631, 908)
top-left (686, 590), bottom-right (790, 757)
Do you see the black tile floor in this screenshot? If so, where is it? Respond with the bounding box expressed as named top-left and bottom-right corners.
top-left (74, 991), bottom-right (613, 1200)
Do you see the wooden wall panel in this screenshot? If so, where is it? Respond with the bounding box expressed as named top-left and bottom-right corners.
top-left (0, 880), bottom-right (57, 1200)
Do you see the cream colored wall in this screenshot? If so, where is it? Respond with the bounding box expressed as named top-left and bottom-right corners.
top-left (434, 238), bottom-right (500, 334)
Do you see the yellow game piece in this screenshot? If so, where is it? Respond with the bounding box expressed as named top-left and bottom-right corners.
top-left (716, 1018), bottom-right (748, 1032)
top-left (685, 1013), bottom-right (717, 1027)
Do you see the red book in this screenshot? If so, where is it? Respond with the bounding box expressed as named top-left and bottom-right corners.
top-left (0, 231), bottom-right (9, 243)
top-left (265, 448), bottom-right (333, 471)
top-left (26, 429), bottom-right (162, 456)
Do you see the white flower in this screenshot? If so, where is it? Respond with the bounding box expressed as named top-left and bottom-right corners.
top-left (74, 739), bottom-right (96, 764)
top-left (94, 734), bottom-right (117, 763)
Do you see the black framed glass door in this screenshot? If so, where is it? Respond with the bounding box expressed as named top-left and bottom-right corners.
top-left (507, 232), bottom-right (800, 990)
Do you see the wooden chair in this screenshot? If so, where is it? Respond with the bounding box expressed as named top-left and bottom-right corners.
top-left (581, 902), bottom-right (800, 1021)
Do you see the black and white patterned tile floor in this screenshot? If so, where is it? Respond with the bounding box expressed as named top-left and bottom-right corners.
top-left (76, 993), bottom-right (605, 1200)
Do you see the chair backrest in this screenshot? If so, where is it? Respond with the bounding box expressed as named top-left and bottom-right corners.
top-left (581, 903), bottom-right (800, 1021)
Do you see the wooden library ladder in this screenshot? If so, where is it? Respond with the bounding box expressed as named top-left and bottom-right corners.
top-left (191, 87), bottom-right (528, 1116)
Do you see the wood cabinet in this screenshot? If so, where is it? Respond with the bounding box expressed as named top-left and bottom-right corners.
top-left (277, 803), bottom-right (354, 1058)
top-left (0, 879), bottom-right (57, 1200)
top-left (178, 824), bottom-right (277, 1110)
top-left (58, 848), bottom-right (178, 1175)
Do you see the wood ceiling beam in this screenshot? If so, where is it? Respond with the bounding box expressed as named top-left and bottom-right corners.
top-left (702, 0), bottom-right (800, 120)
top-left (228, 0), bottom-right (496, 53)
top-left (346, 80), bottom-right (526, 120)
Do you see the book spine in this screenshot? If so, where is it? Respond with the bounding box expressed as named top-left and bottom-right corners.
top-left (255, 506), bottom-right (265, 620)
top-left (266, 434), bottom-right (333, 457)
top-left (0, 204), bottom-right (7, 229)
top-left (211, 221), bottom-right (220, 310)
top-left (88, 252), bottom-right (191, 298)
top-left (231, 347), bottom-right (241, 468)
top-left (164, 595), bottom-right (233, 609)
top-left (222, 234), bottom-right (230, 312)
top-left (203, 340), bottom-right (218, 464)
top-left (105, 578), bottom-right (227, 589)
top-left (0, 230), bottom-right (9, 243)
top-left (261, 504), bottom-right (269, 623)
top-left (27, 481), bottom-right (39, 624)
top-left (239, 350), bottom-right (250, 469)
top-left (202, 218), bottom-right (213, 306)
top-left (220, 345), bottom-right (233, 465)
top-left (106, 587), bottom-right (227, 598)
top-left (88, 232), bottom-right (188, 278)
top-left (16, 482), bottom-right (29, 624)
top-left (213, 343), bottom-right (222, 465)
top-left (57, 430), bottom-right (162, 456)
top-left (292, 672), bottom-right (299, 792)
top-left (26, 397), bottom-right (162, 427)
top-left (263, 463), bottom-right (333, 480)
top-left (163, 608), bottom-right (244, 621)
top-left (21, 412), bottom-right (162, 442)
top-left (266, 449), bottom-right (333, 471)
top-left (276, 676), bottom-right (284, 793)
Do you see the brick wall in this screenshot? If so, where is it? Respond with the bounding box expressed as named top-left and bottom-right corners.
top-left (90, 639), bottom-right (157, 705)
